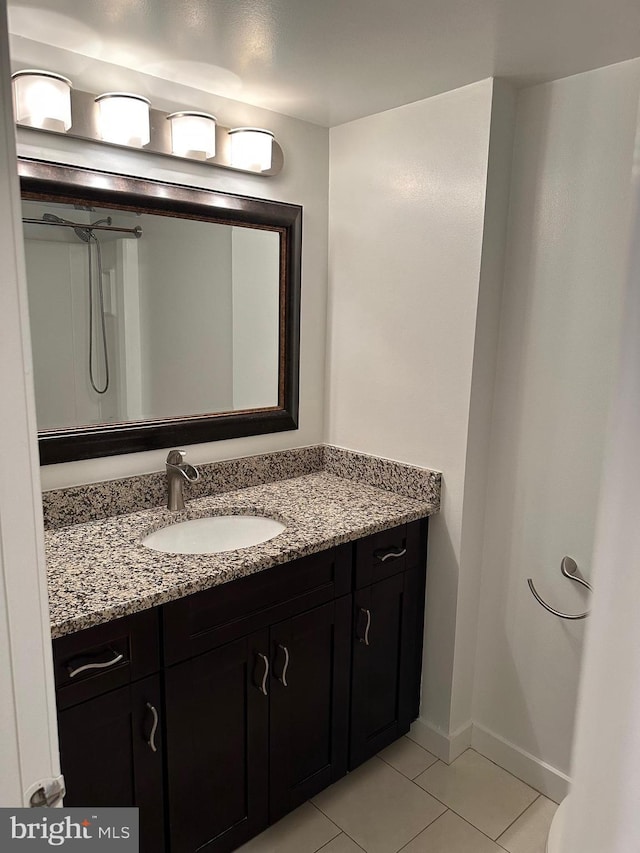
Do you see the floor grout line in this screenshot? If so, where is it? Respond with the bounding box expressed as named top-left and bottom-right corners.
top-left (313, 828), bottom-right (367, 853)
top-left (308, 749), bottom-right (546, 853)
top-left (310, 800), bottom-right (343, 837)
top-left (405, 772), bottom-right (540, 846)
top-left (341, 831), bottom-right (367, 852)
top-left (381, 737), bottom-right (440, 774)
top-left (314, 836), bottom-right (340, 853)
top-left (412, 744), bottom-right (547, 801)
top-left (311, 760), bottom-right (449, 853)
top-left (327, 823), bottom-right (367, 853)
top-left (313, 824), bottom-right (368, 852)
top-left (376, 753), bottom-right (438, 780)
top-left (394, 808), bottom-right (452, 852)
top-left (310, 801), bottom-right (367, 851)
top-left (466, 747), bottom-right (548, 799)
top-left (495, 793), bottom-right (542, 843)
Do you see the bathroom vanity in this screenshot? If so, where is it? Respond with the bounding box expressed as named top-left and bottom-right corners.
top-left (53, 521), bottom-right (426, 852)
top-left (44, 460), bottom-right (438, 853)
top-left (24, 155), bottom-right (441, 852)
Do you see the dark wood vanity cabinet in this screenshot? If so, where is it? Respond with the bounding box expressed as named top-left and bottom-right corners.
top-left (268, 596), bottom-right (351, 822)
top-left (164, 596), bottom-right (352, 853)
top-left (58, 677), bottom-right (165, 852)
top-left (52, 519), bottom-right (428, 853)
top-left (162, 545), bottom-right (353, 852)
top-left (350, 519), bottom-right (428, 768)
top-left (53, 610), bottom-right (164, 853)
top-left (164, 631), bottom-right (270, 853)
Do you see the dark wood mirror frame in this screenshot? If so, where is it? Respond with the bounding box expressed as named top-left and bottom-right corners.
top-left (18, 158), bottom-right (302, 465)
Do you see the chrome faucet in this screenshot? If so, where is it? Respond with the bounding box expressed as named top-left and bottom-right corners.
top-left (165, 449), bottom-right (200, 511)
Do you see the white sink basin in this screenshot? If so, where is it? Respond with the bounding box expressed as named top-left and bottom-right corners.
top-left (142, 515), bottom-right (286, 555)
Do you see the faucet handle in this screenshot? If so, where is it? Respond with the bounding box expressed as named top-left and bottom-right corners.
top-left (166, 449), bottom-right (186, 465)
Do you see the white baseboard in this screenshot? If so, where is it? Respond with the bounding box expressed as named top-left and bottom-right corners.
top-left (471, 723), bottom-right (570, 804)
top-left (408, 718), bottom-right (570, 805)
top-left (408, 718), bottom-right (472, 764)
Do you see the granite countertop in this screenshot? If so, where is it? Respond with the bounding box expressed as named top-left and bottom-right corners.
top-left (46, 471), bottom-right (438, 639)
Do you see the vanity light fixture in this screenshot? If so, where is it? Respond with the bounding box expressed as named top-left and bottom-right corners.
top-left (229, 127), bottom-right (274, 172)
top-left (95, 92), bottom-right (151, 148)
top-left (167, 111), bottom-right (216, 160)
top-left (13, 73), bottom-right (281, 175)
top-left (11, 70), bottom-right (72, 132)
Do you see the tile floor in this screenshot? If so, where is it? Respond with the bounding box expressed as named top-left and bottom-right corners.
top-left (238, 736), bottom-right (558, 853)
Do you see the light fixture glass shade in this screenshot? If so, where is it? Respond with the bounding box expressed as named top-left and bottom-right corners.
top-left (12, 70), bottom-right (72, 132)
top-left (167, 111), bottom-right (216, 160)
top-left (229, 127), bottom-right (274, 171)
top-left (95, 93), bottom-right (150, 148)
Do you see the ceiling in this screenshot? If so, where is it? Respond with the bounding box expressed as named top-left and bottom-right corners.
top-left (7, 0), bottom-right (640, 127)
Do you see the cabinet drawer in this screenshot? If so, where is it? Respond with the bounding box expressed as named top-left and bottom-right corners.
top-left (355, 521), bottom-right (422, 588)
top-left (163, 544), bottom-right (353, 666)
top-left (53, 608), bottom-right (160, 710)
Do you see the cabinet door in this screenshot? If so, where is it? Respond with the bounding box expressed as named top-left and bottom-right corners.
top-left (164, 631), bottom-right (269, 853)
top-left (58, 674), bottom-right (164, 853)
top-left (269, 596), bottom-right (351, 822)
top-left (350, 567), bottom-right (422, 769)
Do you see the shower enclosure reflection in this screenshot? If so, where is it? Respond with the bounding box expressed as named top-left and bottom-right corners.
top-left (22, 199), bottom-right (280, 433)
top-left (34, 210), bottom-right (124, 397)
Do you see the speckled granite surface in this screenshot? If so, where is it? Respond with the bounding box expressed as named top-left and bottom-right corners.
top-left (323, 446), bottom-right (441, 504)
top-left (42, 445), bottom-right (440, 529)
top-left (42, 446), bottom-right (325, 529)
top-left (46, 472), bottom-right (438, 638)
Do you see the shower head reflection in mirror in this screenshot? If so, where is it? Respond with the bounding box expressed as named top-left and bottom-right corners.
top-left (22, 197), bottom-right (279, 427)
top-left (39, 212), bottom-right (115, 394)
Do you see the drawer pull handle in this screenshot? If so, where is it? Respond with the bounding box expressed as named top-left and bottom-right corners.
top-left (67, 650), bottom-right (124, 678)
top-left (146, 703), bottom-right (159, 753)
top-left (375, 547), bottom-right (407, 563)
top-left (277, 644), bottom-right (290, 687)
top-left (359, 608), bottom-right (371, 646)
top-left (257, 653), bottom-right (269, 695)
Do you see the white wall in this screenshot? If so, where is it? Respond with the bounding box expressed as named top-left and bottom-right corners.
top-left (564, 114), bottom-right (640, 853)
top-left (326, 78), bottom-right (508, 737)
top-left (20, 91), bottom-right (328, 489)
top-left (451, 80), bottom-right (516, 735)
top-left (472, 58), bottom-right (640, 795)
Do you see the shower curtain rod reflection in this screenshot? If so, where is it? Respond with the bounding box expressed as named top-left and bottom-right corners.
top-left (22, 218), bottom-right (143, 238)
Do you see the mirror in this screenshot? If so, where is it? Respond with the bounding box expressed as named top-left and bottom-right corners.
top-left (18, 159), bottom-right (301, 464)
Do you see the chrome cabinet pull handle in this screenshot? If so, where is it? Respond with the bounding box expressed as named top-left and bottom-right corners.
top-left (257, 653), bottom-right (269, 695)
top-left (277, 644), bottom-right (290, 687)
top-left (375, 547), bottom-right (407, 562)
top-left (67, 650), bottom-right (124, 678)
top-left (358, 608), bottom-right (371, 646)
top-left (146, 702), bottom-right (159, 753)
